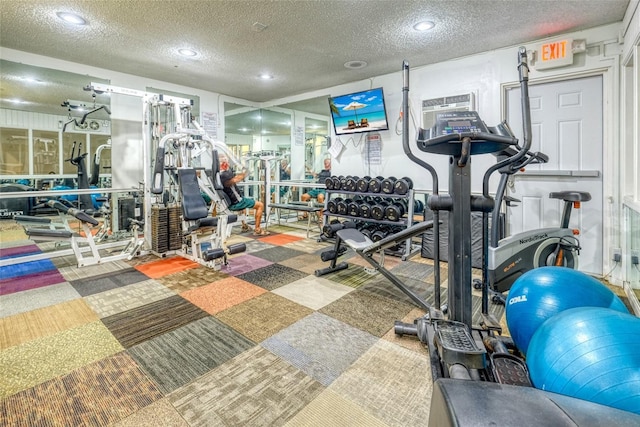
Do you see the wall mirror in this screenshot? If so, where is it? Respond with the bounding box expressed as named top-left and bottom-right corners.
top-left (223, 96), bottom-right (330, 202)
top-left (0, 59), bottom-right (111, 193)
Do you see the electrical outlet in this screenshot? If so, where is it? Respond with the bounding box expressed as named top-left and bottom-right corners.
top-left (612, 248), bottom-right (622, 263)
top-left (632, 250), bottom-right (640, 266)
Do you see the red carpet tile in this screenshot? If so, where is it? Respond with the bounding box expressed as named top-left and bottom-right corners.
top-left (257, 233), bottom-right (304, 246)
top-left (181, 276), bottom-right (267, 314)
top-left (134, 257), bottom-right (199, 279)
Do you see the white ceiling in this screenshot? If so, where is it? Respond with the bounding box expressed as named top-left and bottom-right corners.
top-left (0, 0), bottom-right (631, 106)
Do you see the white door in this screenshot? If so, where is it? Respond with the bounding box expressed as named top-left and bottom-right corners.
top-left (505, 75), bottom-right (603, 276)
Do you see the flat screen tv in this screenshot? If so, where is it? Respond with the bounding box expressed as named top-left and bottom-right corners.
top-left (329, 87), bottom-right (389, 136)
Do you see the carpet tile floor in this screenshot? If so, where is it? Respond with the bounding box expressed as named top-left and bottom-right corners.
top-left (0, 223), bottom-right (503, 426)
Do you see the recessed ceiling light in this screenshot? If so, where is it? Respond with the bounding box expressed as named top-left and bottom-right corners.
top-left (258, 73), bottom-right (274, 80)
top-left (413, 21), bottom-right (435, 32)
top-left (344, 60), bottom-right (368, 70)
top-left (56, 12), bottom-right (87, 25)
top-left (178, 48), bottom-right (198, 57)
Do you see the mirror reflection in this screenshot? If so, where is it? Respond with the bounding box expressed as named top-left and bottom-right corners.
top-left (223, 97), bottom-right (330, 205)
top-left (0, 60), bottom-right (111, 192)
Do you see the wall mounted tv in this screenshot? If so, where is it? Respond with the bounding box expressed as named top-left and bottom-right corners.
top-left (329, 87), bottom-right (389, 136)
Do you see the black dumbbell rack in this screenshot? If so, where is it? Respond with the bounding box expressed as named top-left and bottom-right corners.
top-left (323, 180), bottom-right (420, 260)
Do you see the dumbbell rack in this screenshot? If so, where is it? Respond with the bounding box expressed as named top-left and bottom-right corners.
top-left (323, 188), bottom-right (420, 259)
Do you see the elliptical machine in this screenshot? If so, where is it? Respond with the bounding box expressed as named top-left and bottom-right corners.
top-left (395, 47), bottom-right (533, 381)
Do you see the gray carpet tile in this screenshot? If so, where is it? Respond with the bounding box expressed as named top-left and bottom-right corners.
top-left (169, 345), bottom-right (324, 427)
top-left (390, 260), bottom-right (435, 281)
top-left (319, 289), bottom-right (416, 337)
top-left (261, 312), bottom-right (378, 386)
top-left (101, 295), bottom-right (209, 348)
top-left (329, 339), bottom-right (432, 427)
top-left (321, 264), bottom-right (379, 288)
top-left (0, 282), bottom-right (79, 319)
top-left (237, 263), bottom-right (309, 291)
top-left (110, 398), bottom-right (189, 427)
top-left (360, 274), bottom-right (436, 306)
top-left (215, 293), bottom-right (313, 343)
top-left (283, 389), bottom-right (390, 427)
top-left (70, 268), bottom-right (150, 297)
top-left (271, 275), bottom-right (354, 310)
top-left (58, 260), bottom-right (133, 281)
top-left (250, 246), bottom-right (307, 263)
top-left (128, 316), bottom-right (255, 394)
top-left (84, 279), bottom-right (176, 318)
top-left (242, 239), bottom-right (276, 254)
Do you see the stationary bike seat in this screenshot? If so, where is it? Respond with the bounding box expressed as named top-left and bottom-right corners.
top-left (549, 191), bottom-right (591, 202)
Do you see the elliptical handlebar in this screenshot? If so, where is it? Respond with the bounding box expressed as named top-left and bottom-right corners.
top-left (420, 130), bottom-right (519, 147)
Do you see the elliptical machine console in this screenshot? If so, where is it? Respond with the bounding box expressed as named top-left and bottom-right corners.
top-left (419, 110), bottom-right (489, 140)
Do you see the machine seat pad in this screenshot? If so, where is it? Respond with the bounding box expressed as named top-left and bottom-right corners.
top-left (336, 228), bottom-right (373, 251)
top-left (178, 169), bottom-right (209, 221)
top-left (26, 228), bottom-right (73, 239)
top-left (197, 217), bottom-right (218, 228)
top-left (549, 191), bottom-right (591, 202)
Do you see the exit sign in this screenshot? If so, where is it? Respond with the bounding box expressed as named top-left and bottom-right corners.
top-left (535, 38), bottom-right (574, 70)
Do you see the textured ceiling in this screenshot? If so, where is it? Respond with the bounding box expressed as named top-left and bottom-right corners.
top-left (0, 0), bottom-right (631, 106)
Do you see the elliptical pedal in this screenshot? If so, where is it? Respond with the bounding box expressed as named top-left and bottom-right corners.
top-left (434, 320), bottom-right (486, 370)
top-left (491, 354), bottom-right (532, 387)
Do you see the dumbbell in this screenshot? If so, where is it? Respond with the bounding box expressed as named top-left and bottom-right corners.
top-left (339, 176), bottom-right (350, 191)
top-left (330, 175), bottom-right (342, 190)
top-left (327, 197), bottom-right (342, 214)
top-left (394, 177), bottom-right (414, 195)
top-left (371, 200), bottom-right (390, 220)
top-left (356, 176), bottom-right (372, 193)
top-left (381, 177), bottom-right (397, 194)
top-left (413, 199), bottom-right (425, 214)
top-left (336, 198), bottom-right (352, 215)
top-left (325, 176), bottom-right (336, 190)
top-left (344, 176), bottom-right (359, 192)
top-left (371, 225), bottom-right (393, 242)
top-left (385, 200), bottom-right (407, 221)
top-left (368, 176), bottom-right (385, 193)
top-left (359, 199), bottom-right (374, 218)
top-left (347, 197), bottom-right (365, 217)
top-left (358, 223), bottom-right (376, 239)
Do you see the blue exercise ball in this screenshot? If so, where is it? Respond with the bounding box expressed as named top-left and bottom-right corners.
top-left (505, 266), bottom-right (628, 355)
top-left (527, 306), bottom-right (640, 415)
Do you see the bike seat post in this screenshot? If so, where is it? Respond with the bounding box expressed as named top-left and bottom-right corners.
top-left (560, 199), bottom-right (574, 229)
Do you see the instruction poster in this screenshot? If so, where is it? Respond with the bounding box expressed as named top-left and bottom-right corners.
top-left (365, 133), bottom-right (382, 165)
top-left (201, 111), bottom-right (218, 138)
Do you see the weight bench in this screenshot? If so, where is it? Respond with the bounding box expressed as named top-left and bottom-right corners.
top-left (315, 220), bottom-right (435, 312)
top-left (270, 202), bottom-right (323, 237)
top-left (23, 200), bottom-right (110, 267)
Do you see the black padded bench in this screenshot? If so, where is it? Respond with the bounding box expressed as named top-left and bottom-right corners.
top-left (26, 228), bottom-right (74, 239)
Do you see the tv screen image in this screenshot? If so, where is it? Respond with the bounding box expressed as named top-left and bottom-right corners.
top-left (329, 87), bottom-right (389, 136)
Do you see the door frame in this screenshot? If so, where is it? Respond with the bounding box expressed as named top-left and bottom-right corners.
top-left (500, 64), bottom-right (619, 279)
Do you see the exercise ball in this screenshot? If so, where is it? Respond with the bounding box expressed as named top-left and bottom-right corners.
top-left (505, 266), bottom-right (628, 354)
top-left (527, 306), bottom-right (640, 415)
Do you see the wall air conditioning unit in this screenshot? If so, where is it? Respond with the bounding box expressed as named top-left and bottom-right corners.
top-left (422, 93), bottom-right (476, 129)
